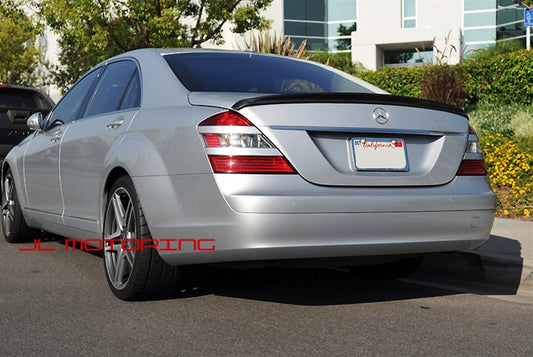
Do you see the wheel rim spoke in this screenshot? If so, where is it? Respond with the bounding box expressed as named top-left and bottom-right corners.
top-left (2, 177), bottom-right (15, 235)
top-left (114, 249), bottom-right (127, 283)
top-left (103, 186), bottom-right (137, 291)
top-left (124, 249), bottom-right (135, 267)
top-left (111, 193), bottom-right (126, 230)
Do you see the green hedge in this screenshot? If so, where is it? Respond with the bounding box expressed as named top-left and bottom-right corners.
top-left (352, 49), bottom-right (533, 106)
top-left (461, 50), bottom-right (533, 106)
top-left (357, 66), bottom-right (424, 98)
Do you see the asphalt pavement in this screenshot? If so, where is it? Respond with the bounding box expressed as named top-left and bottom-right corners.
top-left (411, 218), bottom-right (533, 301)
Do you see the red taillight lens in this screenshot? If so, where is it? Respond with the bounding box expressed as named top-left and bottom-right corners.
top-left (199, 111), bottom-right (296, 174)
top-left (208, 155), bottom-right (295, 174)
top-left (199, 111), bottom-right (252, 126)
top-left (203, 134), bottom-right (221, 147)
top-left (457, 160), bottom-right (487, 176)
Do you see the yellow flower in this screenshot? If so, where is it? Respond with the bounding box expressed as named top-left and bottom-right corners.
top-left (504, 209), bottom-right (510, 216)
top-left (525, 209), bottom-right (531, 217)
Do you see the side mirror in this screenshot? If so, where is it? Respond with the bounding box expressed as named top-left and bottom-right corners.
top-left (27, 112), bottom-right (44, 132)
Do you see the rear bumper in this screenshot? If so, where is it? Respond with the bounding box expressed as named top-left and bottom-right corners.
top-left (133, 174), bottom-right (496, 266)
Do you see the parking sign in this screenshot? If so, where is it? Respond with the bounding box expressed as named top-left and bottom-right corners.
top-left (526, 9), bottom-right (533, 27)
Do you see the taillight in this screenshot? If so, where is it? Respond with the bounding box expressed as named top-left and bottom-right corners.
top-left (457, 160), bottom-right (487, 176)
top-left (199, 111), bottom-right (253, 126)
top-left (208, 155), bottom-right (294, 173)
top-left (457, 126), bottom-right (487, 176)
top-left (198, 111), bottom-right (295, 174)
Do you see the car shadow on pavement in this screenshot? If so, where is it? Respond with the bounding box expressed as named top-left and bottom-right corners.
top-left (181, 235), bottom-right (525, 305)
top-left (180, 266), bottom-right (461, 305)
top-left (407, 235), bottom-right (524, 297)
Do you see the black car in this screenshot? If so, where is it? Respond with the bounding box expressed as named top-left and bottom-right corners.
top-left (0, 84), bottom-right (55, 158)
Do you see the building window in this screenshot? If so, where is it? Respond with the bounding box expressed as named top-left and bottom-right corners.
top-left (384, 49), bottom-right (432, 67)
top-left (284, 0), bottom-right (357, 51)
top-left (402, 0), bottom-right (416, 28)
top-left (463, 0), bottom-right (527, 55)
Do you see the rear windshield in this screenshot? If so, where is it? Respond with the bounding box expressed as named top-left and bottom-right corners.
top-left (164, 52), bottom-right (374, 94)
top-left (0, 93), bottom-right (38, 109)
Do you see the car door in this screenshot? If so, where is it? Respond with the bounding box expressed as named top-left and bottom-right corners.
top-left (23, 68), bottom-right (102, 226)
top-left (60, 60), bottom-right (141, 234)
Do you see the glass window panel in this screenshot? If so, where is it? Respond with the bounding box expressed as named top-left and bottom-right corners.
top-left (497, 8), bottom-right (523, 25)
top-left (284, 0), bottom-right (306, 20)
top-left (403, 19), bottom-right (416, 28)
top-left (306, 38), bottom-right (328, 50)
top-left (285, 21), bottom-right (325, 37)
top-left (464, 28), bottom-right (497, 42)
top-left (48, 68), bottom-right (102, 126)
top-left (84, 61), bottom-right (137, 118)
top-left (328, 22), bottom-right (357, 37)
top-left (464, 12), bottom-right (495, 27)
top-left (164, 52), bottom-right (375, 94)
top-left (0, 94), bottom-right (37, 108)
top-left (498, 0), bottom-right (516, 7)
top-left (119, 70), bottom-right (141, 110)
top-left (328, 0), bottom-right (357, 22)
top-left (306, 22), bottom-right (326, 37)
top-left (306, 0), bottom-right (326, 21)
top-left (329, 37), bottom-right (352, 51)
top-left (384, 49), bottom-right (431, 65)
top-left (403, 0), bottom-right (416, 18)
top-left (497, 22), bottom-right (525, 40)
top-left (464, 0), bottom-right (496, 11)
top-left (463, 44), bottom-right (490, 58)
top-left (285, 21), bottom-right (307, 36)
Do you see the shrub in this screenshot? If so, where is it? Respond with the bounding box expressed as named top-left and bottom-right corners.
top-left (468, 102), bottom-right (533, 136)
top-left (481, 133), bottom-right (533, 218)
top-left (510, 110), bottom-right (533, 137)
top-left (348, 49), bottom-right (533, 106)
top-left (357, 66), bottom-right (424, 97)
top-left (462, 49), bottom-right (533, 106)
top-left (419, 64), bottom-right (465, 107)
top-left (238, 31), bottom-right (307, 58)
top-left (309, 51), bottom-right (365, 75)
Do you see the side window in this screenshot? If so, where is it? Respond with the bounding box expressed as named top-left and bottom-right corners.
top-left (47, 68), bottom-right (102, 128)
top-left (119, 70), bottom-right (141, 110)
top-left (83, 61), bottom-right (137, 118)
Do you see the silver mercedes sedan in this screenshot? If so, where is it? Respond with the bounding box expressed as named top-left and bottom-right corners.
top-left (1, 49), bottom-right (496, 300)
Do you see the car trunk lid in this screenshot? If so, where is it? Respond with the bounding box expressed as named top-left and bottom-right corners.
top-left (190, 92), bottom-right (470, 187)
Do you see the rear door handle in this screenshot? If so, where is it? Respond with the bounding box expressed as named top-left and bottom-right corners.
top-left (106, 118), bottom-right (124, 131)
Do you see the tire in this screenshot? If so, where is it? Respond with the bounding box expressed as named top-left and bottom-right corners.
top-left (349, 257), bottom-right (423, 279)
top-left (103, 176), bottom-right (181, 300)
top-left (2, 169), bottom-right (38, 243)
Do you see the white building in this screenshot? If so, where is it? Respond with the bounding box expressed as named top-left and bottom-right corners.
top-left (40, 0), bottom-right (530, 98)
top-left (275, 0), bottom-right (530, 70)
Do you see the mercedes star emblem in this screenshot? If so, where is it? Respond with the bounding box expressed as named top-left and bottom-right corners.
top-left (372, 107), bottom-right (389, 125)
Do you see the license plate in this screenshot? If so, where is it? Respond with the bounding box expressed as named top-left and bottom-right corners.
top-left (352, 138), bottom-right (408, 171)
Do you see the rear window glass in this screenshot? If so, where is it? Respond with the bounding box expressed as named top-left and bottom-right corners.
top-left (164, 52), bottom-right (373, 94)
top-left (0, 93), bottom-right (38, 109)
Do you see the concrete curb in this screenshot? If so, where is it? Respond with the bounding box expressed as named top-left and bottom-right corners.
top-left (410, 218), bottom-right (533, 299)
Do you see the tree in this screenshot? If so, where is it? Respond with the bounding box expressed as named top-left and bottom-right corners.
top-left (0, 1), bottom-right (46, 85)
top-left (36, 0), bottom-right (273, 91)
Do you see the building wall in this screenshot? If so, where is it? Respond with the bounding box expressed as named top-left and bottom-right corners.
top-left (352, 0), bottom-right (463, 70)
